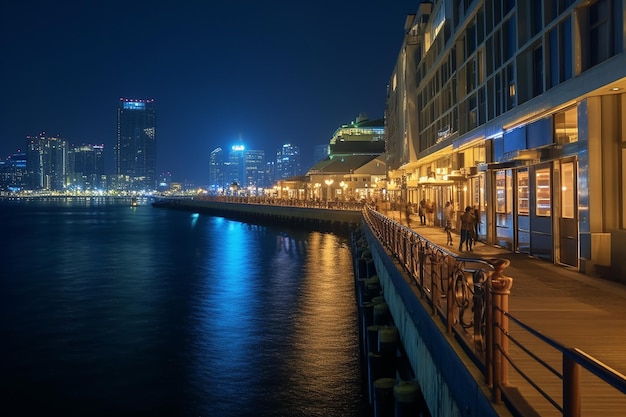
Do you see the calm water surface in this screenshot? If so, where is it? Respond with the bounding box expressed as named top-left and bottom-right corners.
top-left (0, 199), bottom-right (367, 416)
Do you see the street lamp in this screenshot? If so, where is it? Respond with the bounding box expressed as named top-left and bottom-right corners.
top-left (325, 179), bottom-right (334, 201)
top-left (340, 181), bottom-right (347, 200)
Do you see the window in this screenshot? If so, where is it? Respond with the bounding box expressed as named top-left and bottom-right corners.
top-left (496, 170), bottom-right (507, 213)
top-left (588, 0), bottom-right (614, 67)
top-left (536, 168), bottom-right (551, 216)
top-left (518, 170), bottom-right (529, 214)
top-left (561, 162), bottom-right (575, 218)
top-left (554, 106), bottom-right (578, 144)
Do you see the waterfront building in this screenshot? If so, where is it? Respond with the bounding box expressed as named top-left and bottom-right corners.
top-left (386, 0), bottom-right (626, 276)
top-left (0, 151), bottom-right (28, 192)
top-left (244, 149), bottom-right (266, 191)
top-left (115, 98), bottom-right (156, 191)
top-left (208, 147), bottom-right (225, 193)
top-left (307, 114), bottom-right (387, 201)
top-left (67, 144), bottom-right (105, 191)
top-left (276, 143), bottom-right (302, 180)
top-left (25, 132), bottom-right (67, 191)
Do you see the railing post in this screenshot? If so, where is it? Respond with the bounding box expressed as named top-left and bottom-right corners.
top-left (446, 256), bottom-right (456, 334)
top-left (563, 352), bottom-right (581, 417)
top-left (489, 258), bottom-right (512, 403)
top-left (418, 242), bottom-right (425, 297)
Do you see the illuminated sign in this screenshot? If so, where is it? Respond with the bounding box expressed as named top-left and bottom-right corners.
top-left (232, 145), bottom-right (245, 151)
top-left (123, 101), bottom-right (145, 110)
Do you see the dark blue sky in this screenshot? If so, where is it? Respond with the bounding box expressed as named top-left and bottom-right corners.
top-left (0, 0), bottom-right (417, 185)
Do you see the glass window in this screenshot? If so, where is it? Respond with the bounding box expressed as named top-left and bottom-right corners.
top-left (589, 0), bottom-right (613, 67)
top-left (561, 162), bottom-right (575, 218)
top-left (536, 168), bottom-right (551, 216)
top-left (547, 28), bottom-right (559, 89)
top-left (561, 17), bottom-right (573, 81)
top-left (518, 169), bottom-right (529, 215)
top-left (554, 106), bottom-right (578, 144)
top-left (496, 170), bottom-right (506, 213)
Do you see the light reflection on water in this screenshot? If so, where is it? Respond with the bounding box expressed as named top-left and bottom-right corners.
top-left (0, 200), bottom-right (367, 416)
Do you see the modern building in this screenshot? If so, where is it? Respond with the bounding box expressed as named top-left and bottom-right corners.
top-left (0, 151), bottom-right (28, 192)
top-left (386, 0), bottom-right (626, 277)
top-left (115, 98), bottom-right (156, 191)
top-left (67, 144), bottom-right (105, 191)
top-left (276, 143), bottom-right (302, 180)
top-left (244, 149), bottom-right (266, 190)
top-left (307, 114), bottom-right (387, 201)
top-left (208, 147), bottom-right (225, 193)
top-left (25, 132), bottom-right (67, 191)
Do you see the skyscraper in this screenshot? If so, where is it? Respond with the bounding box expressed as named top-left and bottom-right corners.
top-left (67, 144), bottom-right (105, 191)
top-left (25, 132), bottom-right (67, 191)
top-left (276, 143), bottom-right (301, 180)
top-left (115, 98), bottom-right (156, 191)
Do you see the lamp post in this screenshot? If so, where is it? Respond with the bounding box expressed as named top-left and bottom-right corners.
top-left (325, 179), bottom-right (334, 201)
top-left (340, 181), bottom-right (347, 200)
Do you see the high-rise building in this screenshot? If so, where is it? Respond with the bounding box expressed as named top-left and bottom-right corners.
top-left (208, 147), bottom-right (224, 193)
top-left (115, 98), bottom-right (156, 191)
top-left (244, 149), bottom-right (265, 190)
top-left (25, 132), bottom-right (67, 191)
top-left (276, 143), bottom-right (301, 180)
top-left (0, 151), bottom-right (27, 192)
top-left (67, 144), bottom-right (104, 191)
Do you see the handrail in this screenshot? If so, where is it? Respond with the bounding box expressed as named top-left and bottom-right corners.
top-left (361, 204), bottom-right (626, 417)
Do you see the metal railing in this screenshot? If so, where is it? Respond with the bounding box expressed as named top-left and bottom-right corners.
top-left (362, 205), bottom-right (626, 417)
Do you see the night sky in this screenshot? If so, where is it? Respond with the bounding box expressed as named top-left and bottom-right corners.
top-left (1, 1), bottom-right (417, 185)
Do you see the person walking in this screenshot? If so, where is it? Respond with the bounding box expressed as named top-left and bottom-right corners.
top-left (443, 201), bottom-right (454, 246)
top-left (459, 206), bottom-right (475, 252)
top-left (419, 199), bottom-right (427, 225)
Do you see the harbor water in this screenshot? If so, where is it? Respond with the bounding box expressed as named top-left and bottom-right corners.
top-left (0, 199), bottom-right (368, 416)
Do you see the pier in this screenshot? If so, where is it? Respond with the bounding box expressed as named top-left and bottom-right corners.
top-left (153, 197), bottom-right (626, 417)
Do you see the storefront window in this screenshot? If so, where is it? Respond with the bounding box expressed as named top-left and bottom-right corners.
top-left (518, 169), bottom-right (529, 214)
top-left (561, 162), bottom-right (575, 218)
top-left (536, 168), bottom-right (551, 216)
top-left (554, 106), bottom-right (578, 144)
top-left (496, 170), bottom-right (505, 213)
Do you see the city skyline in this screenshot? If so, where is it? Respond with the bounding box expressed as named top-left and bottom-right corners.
top-left (0, 1), bottom-right (417, 185)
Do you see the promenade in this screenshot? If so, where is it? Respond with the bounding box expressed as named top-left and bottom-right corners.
top-left (383, 209), bottom-right (626, 416)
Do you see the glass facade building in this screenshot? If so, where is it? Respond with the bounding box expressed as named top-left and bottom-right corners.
top-left (115, 98), bottom-right (156, 191)
top-left (386, 0), bottom-right (626, 276)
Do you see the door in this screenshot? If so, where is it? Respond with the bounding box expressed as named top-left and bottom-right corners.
top-left (494, 169), bottom-right (514, 250)
top-left (558, 161), bottom-right (578, 267)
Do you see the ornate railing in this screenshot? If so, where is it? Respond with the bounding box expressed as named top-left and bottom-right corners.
top-left (362, 205), bottom-right (626, 417)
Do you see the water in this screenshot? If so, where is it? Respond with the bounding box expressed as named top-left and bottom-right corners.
top-left (0, 199), bottom-right (368, 416)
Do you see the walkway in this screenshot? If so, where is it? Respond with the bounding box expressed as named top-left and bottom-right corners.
top-left (385, 210), bottom-right (626, 416)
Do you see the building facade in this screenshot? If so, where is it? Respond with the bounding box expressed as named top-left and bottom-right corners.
top-left (386, 0), bottom-right (626, 277)
top-left (307, 114), bottom-right (387, 201)
top-left (115, 98), bottom-right (156, 191)
top-left (25, 132), bottom-right (67, 191)
top-left (67, 144), bottom-right (105, 191)
top-left (276, 143), bottom-right (302, 180)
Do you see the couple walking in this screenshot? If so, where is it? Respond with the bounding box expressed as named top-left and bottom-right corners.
top-left (459, 206), bottom-right (478, 251)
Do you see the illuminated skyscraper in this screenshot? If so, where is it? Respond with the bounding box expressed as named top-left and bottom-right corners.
top-left (276, 143), bottom-right (301, 180)
top-left (208, 147), bottom-right (224, 192)
top-left (115, 98), bottom-right (156, 191)
top-left (25, 132), bottom-right (67, 191)
top-left (67, 144), bottom-right (104, 191)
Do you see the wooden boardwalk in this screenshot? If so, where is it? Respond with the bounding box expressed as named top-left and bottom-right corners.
top-left (386, 212), bottom-right (626, 417)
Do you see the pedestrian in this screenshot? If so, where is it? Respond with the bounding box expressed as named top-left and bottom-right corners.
top-left (459, 206), bottom-right (475, 252)
top-left (405, 203), bottom-right (412, 227)
top-left (472, 205), bottom-right (480, 246)
top-left (444, 201), bottom-right (454, 246)
top-left (419, 199), bottom-right (426, 225)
